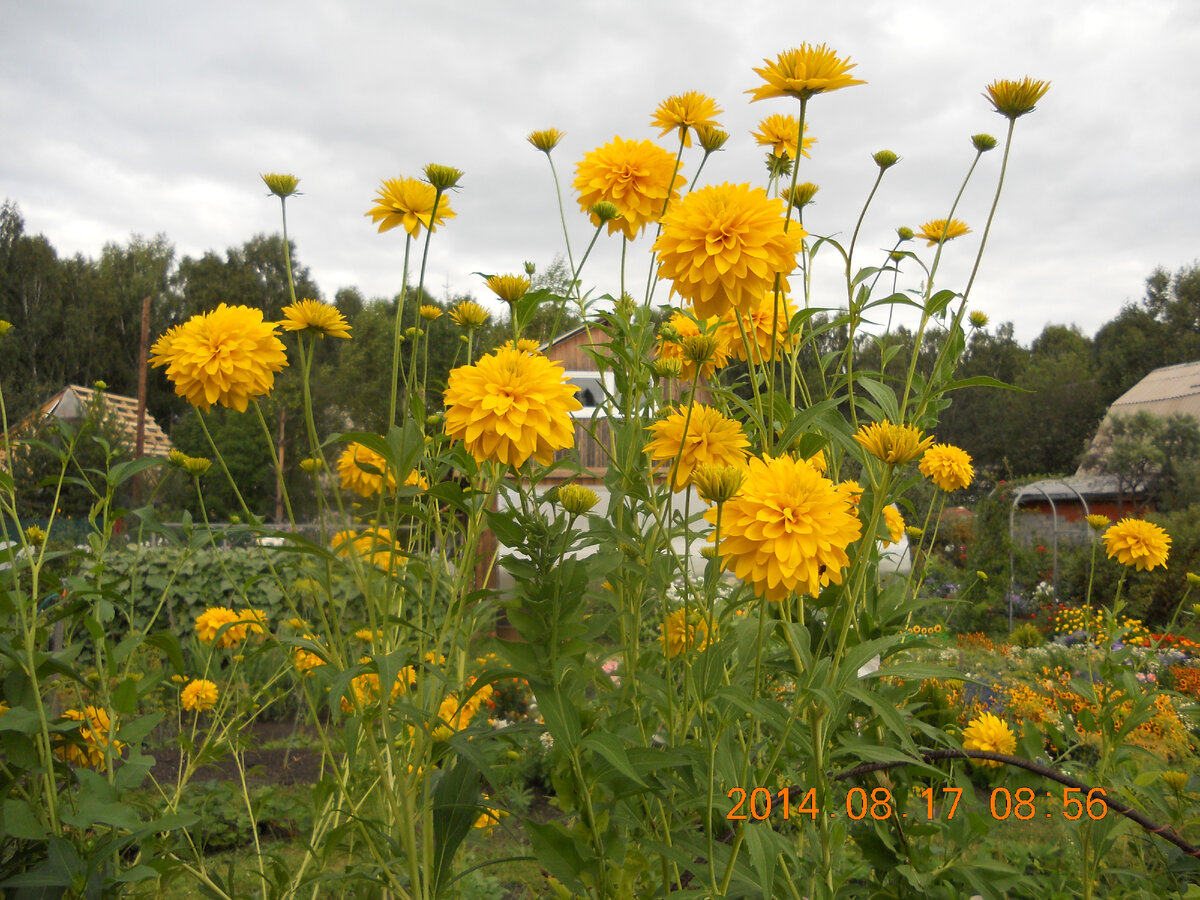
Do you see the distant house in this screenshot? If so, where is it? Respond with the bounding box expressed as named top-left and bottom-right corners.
top-left (541, 324), bottom-right (615, 480)
top-left (5, 384), bottom-right (173, 460)
top-left (1010, 361), bottom-right (1200, 561)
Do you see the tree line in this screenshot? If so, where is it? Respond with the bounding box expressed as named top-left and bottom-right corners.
top-left (3, 197), bottom-right (1198, 516)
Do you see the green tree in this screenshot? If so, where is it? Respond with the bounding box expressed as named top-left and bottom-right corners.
top-left (1081, 410), bottom-right (1200, 513)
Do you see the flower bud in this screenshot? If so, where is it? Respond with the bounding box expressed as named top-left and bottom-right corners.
top-left (652, 358), bottom-right (683, 380)
top-left (1187, 572), bottom-right (1200, 586)
top-left (1162, 771), bottom-right (1188, 792)
top-left (896, 226), bottom-right (914, 241)
top-left (261, 173), bottom-right (301, 198)
top-left (0, 319), bottom-right (13, 336)
top-left (682, 334), bottom-right (719, 365)
top-left (404, 327), bottom-right (420, 340)
top-left (183, 456), bottom-right (212, 476)
top-left (558, 483), bottom-right (599, 516)
top-left (93, 380), bottom-right (108, 391)
top-left (976, 571), bottom-right (989, 582)
top-left (484, 274), bottom-right (531, 304)
top-left (968, 310), bottom-right (990, 328)
top-left (693, 464), bottom-right (746, 505)
top-left (419, 304), bottom-right (443, 321)
top-left (971, 133), bottom-right (998, 152)
top-left (527, 129), bottom-right (564, 153)
top-left (696, 125), bottom-right (730, 154)
top-left (524, 260), bottom-right (536, 275)
top-left (873, 150), bottom-right (899, 170)
top-left (300, 457), bottom-right (324, 473)
top-left (782, 182), bottom-right (819, 209)
top-left (423, 163), bottom-right (463, 191)
top-left (169, 449), bottom-right (188, 468)
top-left (590, 201), bottom-right (621, 222)
top-left (1085, 513), bottom-right (1111, 531)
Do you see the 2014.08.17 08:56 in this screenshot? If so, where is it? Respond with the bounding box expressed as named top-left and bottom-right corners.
top-left (726, 785), bottom-right (1110, 822)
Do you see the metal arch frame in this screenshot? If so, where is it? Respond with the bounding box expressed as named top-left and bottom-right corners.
top-left (1007, 479), bottom-right (1090, 631)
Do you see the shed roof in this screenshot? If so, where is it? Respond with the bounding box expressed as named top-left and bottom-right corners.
top-left (1105, 360), bottom-right (1200, 420)
top-left (30, 384), bottom-right (173, 457)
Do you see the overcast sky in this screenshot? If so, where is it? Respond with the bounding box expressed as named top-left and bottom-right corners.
top-left (4, 1), bottom-right (1199, 344)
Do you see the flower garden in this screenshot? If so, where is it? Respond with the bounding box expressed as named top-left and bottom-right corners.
top-left (1, 44), bottom-right (1198, 900)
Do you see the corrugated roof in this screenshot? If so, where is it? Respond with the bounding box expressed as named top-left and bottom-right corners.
top-left (1013, 473), bottom-right (1127, 503)
top-left (1106, 360), bottom-right (1200, 418)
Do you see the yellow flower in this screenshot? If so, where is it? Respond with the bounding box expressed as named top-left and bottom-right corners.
top-left (558, 483), bottom-right (599, 516)
top-left (151, 304), bottom-right (288, 412)
top-left (499, 338), bottom-right (543, 354)
top-left (574, 137), bottom-right (684, 240)
top-left (916, 218), bottom-right (971, 247)
top-left (645, 405), bottom-right (750, 492)
top-left (332, 527), bottom-right (406, 573)
top-left (752, 114), bottom-right (815, 160)
top-left (527, 128), bottom-right (565, 153)
top-left (57, 706), bottom-right (123, 769)
top-left (1103, 518), bottom-right (1171, 572)
top-left (968, 310), bottom-right (990, 328)
top-left (748, 44), bottom-right (866, 102)
top-left (708, 455), bottom-right (862, 601)
top-left (338, 441), bottom-right (397, 498)
top-left (835, 480), bottom-right (863, 505)
top-left (280, 298), bottom-right (351, 339)
top-left (717, 291), bottom-right (796, 363)
top-left (293, 635), bottom-right (327, 675)
top-left (181, 678), bottom-right (219, 712)
top-left (194, 607), bottom-right (239, 646)
top-left (984, 77), bottom-right (1050, 119)
top-left (473, 800), bottom-right (507, 834)
top-left (443, 347), bottom-right (582, 467)
top-left (0, 319), bottom-right (11, 336)
top-left (404, 469), bottom-right (429, 490)
top-left (656, 311), bottom-right (731, 381)
top-left (882, 505), bottom-right (905, 546)
top-left (194, 607), bottom-right (264, 648)
top-left (419, 304), bottom-right (443, 321)
top-left (449, 299), bottom-right (489, 329)
top-left (354, 628), bottom-right (376, 642)
top-left (654, 182), bottom-right (804, 320)
top-left (853, 421), bottom-right (935, 465)
top-left (695, 125), bottom-right (730, 154)
top-left (650, 91), bottom-right (723, 147)
top-left (366, 176), bottom-right (456, 237)
top-left (1086, 513), bottom-right (1111, 531)
top-left (919, 444), bottom-right (974, 492)
top-left (423, 163), bottom-right (463, 191)
top-left (261, 173), bottom-right (300, 198)
top-left (484, 274), bottom-right (531, 304)
top-left (660, 608), bottom-right (713, 658)
top-left (23, 525), bottom-right (47, 546)
top-left (961, 712), bottom-right (1016, 766)
top-left (1162, 771), bottom-right (1189, 792)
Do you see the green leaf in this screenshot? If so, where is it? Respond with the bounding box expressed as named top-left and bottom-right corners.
top-left (1, 798), bottom-right (48, 841)
top-left (431, 758), bottom-right (482, 898)
top-left (531, 682), bottom-right (581, 752)
top-left (525, 820), bottom-right (588, 892)
top-left (580, 732), bottom-right (646, 786)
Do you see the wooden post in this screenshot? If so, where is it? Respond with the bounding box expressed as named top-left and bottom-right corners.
top-left (133, 295), bottom-right (151, 504)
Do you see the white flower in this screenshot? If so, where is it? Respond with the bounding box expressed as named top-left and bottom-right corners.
top-left (539, 732), bottom-right (554, 752)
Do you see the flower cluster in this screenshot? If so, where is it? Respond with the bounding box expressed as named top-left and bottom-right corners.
top-left (194, 607), bottom-right (268, 648)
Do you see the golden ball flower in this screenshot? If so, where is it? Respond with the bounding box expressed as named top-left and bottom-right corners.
top-left (1085, 513), bottom-right (1112, 531)
top-left (332, 527), bottom-right (405, 573)
top-left (574, 137), bottom-right (684, 240)
top-left (443, 347), bottom-right (582, 467)
top-left (752, 114), bottom-right (815, 160)
top-left (527, 128), bottom-right (565, 153)
top-left (984, 77), bottom-right (1050, 119)
top-left (449, 300), bottom-right (489, 329)
top-left (261, 173), bottom-right (300, 198)
top-left (194, 607), bottom-right (239, 646)
top-left (654, 182), bottom-right (804, 320)
top-left (338, 441), bottom-right (397, 498)
top-left (961, 712), bottom-right (1016, 766)
top-left (651, 91), bottom-right (723, 147)
top-left (367, 176), bottom-right (456, 238)
top-left (181, 678), bottom-right (219, 712)
top-left (557, 483), bottom-right (600, 516)
top-left (645, 404), bottom-right (750, 492)
top-left (835, 479), bottom-right (863, 505)
top-left (280, 298), bottom-right (351, 339)
top-left (499, 338), bottom-right (543, 353)
top-left (919, 443), bottom-right (974, 492)
top-left (484, 274), bottom-right (531, 304)
top-left (717, 291), bottom-right (796, 363)
top-left (1103, 518), bottom-right (1171, 572)
top-left (853, 420), bottom-right (935, 465)
top-left (916, 218), bottom-right (972, 247)
top-left (293, 635), bottom-right (327, 674)
top-left (151, 304), bottom-right (288, 412)
top-left (708, 455), bottom-right (863, 601)
top-left (748, 44), bottom-right (866, 102)
top-left (57, 706), bottom-right (123, 769)
top-left (660, 608), bottom-right (713, 658)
